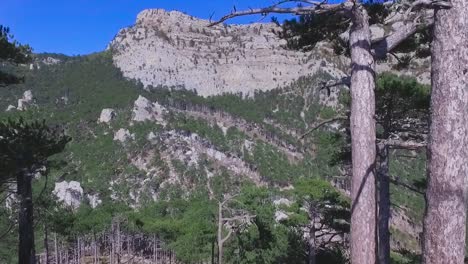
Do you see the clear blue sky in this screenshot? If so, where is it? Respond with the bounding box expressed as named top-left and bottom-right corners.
top-left (1, 0), bottom-right (296, 55)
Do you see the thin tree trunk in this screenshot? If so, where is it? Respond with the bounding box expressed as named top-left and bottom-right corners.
top-left (422, 0), bottom-right (468, 263)
top-left (217, 202), bottom-right (223, 264)
top-left (55, 233), bottom-right (59, 264)
top-left (44, 222), bottom-right (50, 264)
top-left (349, 4), bottom-right (377, 264)
top-left (17, 168), bottom-right (36, 264)
top-left (377, 144), bottom-right (390, 264)
top-left (308, 205), bottom-right (316, 264)
top-left (211, 239), bottom-right (215, 264)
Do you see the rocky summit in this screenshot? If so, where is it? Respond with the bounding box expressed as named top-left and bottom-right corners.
top-left (110, 9), bottom-right (345, 96)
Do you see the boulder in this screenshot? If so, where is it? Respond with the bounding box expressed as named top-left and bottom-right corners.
top-left (98, 108), bottom-right (116, 123)
top-left (114, 128), bottom-right (135, 142)
top-left (132, 95), bottom-right (167, 125)
top-left (53, 181), bottom-right (83, 209)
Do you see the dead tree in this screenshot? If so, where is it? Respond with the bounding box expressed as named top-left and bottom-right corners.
top-left (217, 194), bottom-right (255, 264)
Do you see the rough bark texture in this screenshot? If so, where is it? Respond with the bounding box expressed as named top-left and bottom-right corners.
top-left (18, 169), bottom-right (36, 264)
top-left (217, 202), bottom-right (224, 264)
top-left (377, 144), bottom-right (390, 264)
top-left (349, 5), bottom-right (377, 264)
top-left (422, 1), bottom-right (468, 263)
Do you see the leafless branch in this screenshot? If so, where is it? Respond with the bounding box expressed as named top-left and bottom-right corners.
top-left (300, 116), bottom-right (348, 139)
top-left (208, 1), bottom-right (350, 27)
top-left (389, 175), bottom-right (425, 195)
top-left (381, 139), bottom-right (427, 150)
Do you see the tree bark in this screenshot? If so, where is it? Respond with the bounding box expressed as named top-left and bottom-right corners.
top-left (377, 144), bottom-right (390, 264)
top-left (217, 202), bottom-right (223, 264)
top-left (349, 4), bottom-right (377, 264)
top-left (17, 168), bottom-right (36, 264)
top-left (55, 233), bottom-right (59, 264)
top-left (308, 204), bottom-right (317, 264)
top-left (44, 222), bottom-right (49, 264)
top-left (422, 1), bottom-right (468, 263)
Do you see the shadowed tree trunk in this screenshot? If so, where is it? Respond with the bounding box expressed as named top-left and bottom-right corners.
top-left (377, 144), bottom-right (390, 264)
top-left (349, 4), bottom-right (377, 264)
top-left (308, 204), bottom-right (317, 264)
top-left (17, 168), bottom-right (36, 264)
top-left (422, 0), bottom-right (468, 263)
top-left (44, 222), bottom-right (50, 264)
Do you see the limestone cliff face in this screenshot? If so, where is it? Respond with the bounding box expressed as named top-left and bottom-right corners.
top-left (110, 9), bottom-right (344, 96)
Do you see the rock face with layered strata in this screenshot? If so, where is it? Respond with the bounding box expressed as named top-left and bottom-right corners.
top-left (110, 9), bottom-right (344, 96)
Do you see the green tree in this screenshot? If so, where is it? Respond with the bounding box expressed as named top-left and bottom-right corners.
top-left (0, 118), bottom-right (70, 264)
top-left (375, 73), bottom-right (429, 263)
top-left (288, 178), bottom-right (350, 264)
top-left (0, 25), bottom-right (31, 87)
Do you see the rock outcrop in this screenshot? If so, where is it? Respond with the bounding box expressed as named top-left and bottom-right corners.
top-left (6, 90), bottom-right (35, 111)
top-left (114, 128), bottom-right (135, 143)
top-left (53, 181), bottom-right (84, 209)
top-left (110, 9), bottom-right (345, 96)
top-left (132, 95), bottom-right (167, 125)
top-left (98, 108), bottom-right (116, 123)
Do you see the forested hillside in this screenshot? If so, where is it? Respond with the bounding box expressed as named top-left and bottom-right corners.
top-left (0, 51), bottom-right (427, 263)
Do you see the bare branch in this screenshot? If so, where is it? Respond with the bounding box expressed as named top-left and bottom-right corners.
top-left (389, 175), bottom-right (425, 195)
top-left (208, 2), bottom-right (350, 27)
top-left (381, 139), bottom-right (427, 149)
top-left (222, 214), bottom-right (256, 223)
top-left (221, 228), bottom-right (233, 244)
top-left (300, 116), bottom-right (348, 139)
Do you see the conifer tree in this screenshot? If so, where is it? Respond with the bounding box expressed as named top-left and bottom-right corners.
top-left (0, 119), bottom-right (70, 264)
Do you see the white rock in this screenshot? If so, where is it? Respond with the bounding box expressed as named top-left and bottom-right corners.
top-left (147, 131), bottom-right (158, 142)
top-left (132, 95), bottom-right (167, 125)
top-left (275, 211), bottom-right (289, 222)
top-left (53, 181), bottom-right (83, 209)
top-left (114, 128), bottom-right (135, 142)
top-left (6, 105), bottom-right (16, 111)
top-left (273, 198), bottom-right (293, 207)
top-left (110, 9), bottom-right (346, 97)
top-left (98, 108), bottom-right (116, 123)
top-left (87, 194), bottom-right (102, 208)
top-left (23, 90), bottom-right (33, 101)
top-left (17, 90), bottom-right (34, 111)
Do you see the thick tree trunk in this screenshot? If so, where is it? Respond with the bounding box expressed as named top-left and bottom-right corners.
top-left (349, 5), bottom-right (377, 264)
top-left (17, 169), bottom-right (36, 264)
top-left (422, 1), bottom-right (468, 263)
top-left (377, 144), bottom-right (390, 264)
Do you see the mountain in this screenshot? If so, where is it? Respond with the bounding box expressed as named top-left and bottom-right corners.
top-left (0, 9), bottom-right (427, 263)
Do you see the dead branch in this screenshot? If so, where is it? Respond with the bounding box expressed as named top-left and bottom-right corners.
top-left (381, 139), bottom-right (427, 150)
top-left (300, 116), bottom-right (348, 139)
top-left (208, 1), bottom-right (351, 27)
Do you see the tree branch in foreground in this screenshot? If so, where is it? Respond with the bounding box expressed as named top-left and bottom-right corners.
top-left (300, 116), bottom-right (348, 139)
top-left (208, 1), bottom-right (351, 27)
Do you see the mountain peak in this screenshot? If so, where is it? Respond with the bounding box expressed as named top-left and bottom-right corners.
top-left (110, 8), bottom-right (345, 96)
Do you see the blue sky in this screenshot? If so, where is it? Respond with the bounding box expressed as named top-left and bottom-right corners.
top-left (1, 0), bottom-right (296, 55)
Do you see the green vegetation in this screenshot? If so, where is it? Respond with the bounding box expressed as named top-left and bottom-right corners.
top-left (0, 50), bottom-right (430, 263)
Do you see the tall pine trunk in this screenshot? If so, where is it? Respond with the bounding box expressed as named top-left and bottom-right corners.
top-left (17, 168), bottom-right (36, 264)
top-left (377, 144), bottom-right (390, 264)
top-left (422, 1), bottom-right (468, 263)
top-left (349, 4), bottom-right (377, 264)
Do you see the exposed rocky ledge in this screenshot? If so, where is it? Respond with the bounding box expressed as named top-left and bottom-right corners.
top-left (110, 9), bottom-right (345, 96)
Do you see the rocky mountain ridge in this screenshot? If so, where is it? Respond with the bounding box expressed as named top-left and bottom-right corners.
top-left (110, 9), bottom-right (346, 96)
